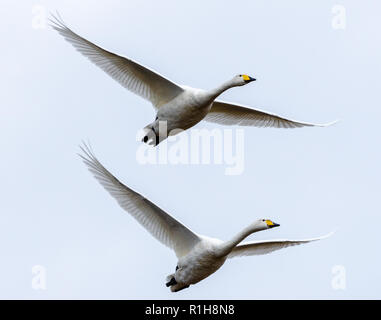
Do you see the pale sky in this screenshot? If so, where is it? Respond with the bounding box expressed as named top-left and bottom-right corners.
top-left (1, 0), bottom-right (380, 299)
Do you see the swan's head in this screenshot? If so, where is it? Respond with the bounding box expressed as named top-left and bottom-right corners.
top-left (254, 219), bottom-right (280, 231)
top-left (232, 74), bottom-right (256, 86)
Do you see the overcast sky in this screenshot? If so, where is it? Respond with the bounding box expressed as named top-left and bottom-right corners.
top-left (1, 0), bottom-right (380, 299)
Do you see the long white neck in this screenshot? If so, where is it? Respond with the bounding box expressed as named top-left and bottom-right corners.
top-left (216, 223), bottom-right (264, 257)
top-left (208, 79), bottom-right (237, 100)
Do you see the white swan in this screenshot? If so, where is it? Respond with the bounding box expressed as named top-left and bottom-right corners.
top-left (79, 143), bottom-right (332, 292)
top-left (51, 15), bottom-right (336, 146)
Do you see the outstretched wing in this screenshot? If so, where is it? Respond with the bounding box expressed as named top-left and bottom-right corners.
top-left (79, 143), bottom-right (200, 258)
top-left (205, 100), bottom-right (337, 128)
top-left (50, 14), bottom-right (183, 108)
top-left (228, 232), bottom-right (333, 258)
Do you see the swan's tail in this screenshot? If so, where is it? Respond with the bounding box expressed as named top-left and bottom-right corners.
top-left (165, 274), bottom-right (190, 292)
top-left (141, 125), bottom-right (160, 146)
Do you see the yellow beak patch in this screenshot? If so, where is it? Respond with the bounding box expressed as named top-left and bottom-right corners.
top-left (265, 220), bottom-right (274, 226)
top-left (242, 74), bottom-right (251, 81)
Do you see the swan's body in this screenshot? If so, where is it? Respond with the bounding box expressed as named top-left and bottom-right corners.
top-left (51, 15), bottom-right (336, 146)
top-left (80, 144), bottom-right (332, 292)
top-left (152, 86), bottom-right (214, 140)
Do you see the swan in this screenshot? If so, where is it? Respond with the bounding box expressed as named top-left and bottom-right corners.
top-left (50, 15), bottom-right (336, 146)
top-left (79, 143), bottom-right (332, 292)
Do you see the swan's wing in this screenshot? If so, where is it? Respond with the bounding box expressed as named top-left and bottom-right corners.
top-left (205, 100), bottom-right (337, 128)
top-left (228, 232), bottom-right (333, 258)
top-left (79, 143), bottom-right (200, 258)
top-left (50, 14), bottom-right (183, 108)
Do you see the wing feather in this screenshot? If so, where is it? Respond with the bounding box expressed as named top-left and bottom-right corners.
top-left (205, 100), bottom-right (337, 128)
top-left (50, 14), bottom-right (183, 108)
top-left (79, 143), bottom-right (200, 258)
top-left (228, 232), bottom-right (333, 258)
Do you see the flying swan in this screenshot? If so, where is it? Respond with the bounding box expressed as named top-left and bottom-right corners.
top-left (51, 15), bottom-right (336, 146)
top-left (79, 143), bottom-right (332, 292)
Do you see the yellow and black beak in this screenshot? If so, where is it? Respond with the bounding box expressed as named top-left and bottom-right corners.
top-left (266, 220), bottom-right (280, 228)
top-left (242, 74), bottom-right (256, 83)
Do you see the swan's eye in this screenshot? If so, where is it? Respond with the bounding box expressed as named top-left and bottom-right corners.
top-left (262, 219), bottom-right (265, 221)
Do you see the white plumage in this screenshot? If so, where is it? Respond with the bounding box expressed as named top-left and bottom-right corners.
top-left (51, 14), bottom-right (336, 146)
top-left (80, 143), bottom-right (333, 292)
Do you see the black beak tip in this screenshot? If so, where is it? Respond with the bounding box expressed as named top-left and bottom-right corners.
top-left (269, 223), bottom-right (280, 228)
top-left (245, 77), bottom-right (256, 83)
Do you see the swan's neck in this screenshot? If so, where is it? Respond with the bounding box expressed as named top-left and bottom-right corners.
top-left (209, 79), bottom-right (236, 100)
top-left (216, 224), bottom-right (263, 257)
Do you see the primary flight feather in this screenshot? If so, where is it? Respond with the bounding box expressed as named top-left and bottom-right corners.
top-left (51, 14), bottom-right (335, 146)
